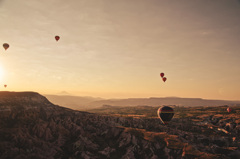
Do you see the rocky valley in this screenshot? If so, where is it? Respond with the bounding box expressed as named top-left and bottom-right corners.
top-left (0, 91), bottom-right (239, 159)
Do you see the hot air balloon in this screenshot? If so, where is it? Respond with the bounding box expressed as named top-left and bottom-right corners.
top-left (162, 77), bottom-right (167, 82)
top-left (4, 84), bottom-right (7, 88)
top-left (157, 106), bottom-right (174, 124)
top-left (55, 36), bottom-right (60, 41)
top-left (160, 73), bottom-right (164, 78)
top-left (227, 107), bottom-right (232, 113)
top-left (3, 43), bottom-right (9, 50)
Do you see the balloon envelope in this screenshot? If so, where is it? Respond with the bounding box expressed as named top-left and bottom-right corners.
top-left (157, 106), bottom-right (174, 124)
top-left (160, 73), bottom-right (164, 78)
top-left (162, 77), bottom-right (167, 82)
top-left (227, 107), bottom-right (232, 113)
top-left (3, 43), bottom-right (9, 50)
top-left (4, 85), bottom-right (7, 88)
top-left (55, 36), bottom-right (60, 41)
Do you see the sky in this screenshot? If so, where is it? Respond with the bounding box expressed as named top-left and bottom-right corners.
top-left (0, 0), bottom-right (240, 100)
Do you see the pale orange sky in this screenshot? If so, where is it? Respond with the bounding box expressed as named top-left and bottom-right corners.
top-left (0, 0), bottom-right (240, 100)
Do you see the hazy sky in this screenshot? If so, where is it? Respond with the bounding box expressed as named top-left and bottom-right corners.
top-left (0, 0), bottom-right (240, 100)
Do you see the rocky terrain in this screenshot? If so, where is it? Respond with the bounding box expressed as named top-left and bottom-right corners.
top-left (0, 91), bottom-right (239, 158)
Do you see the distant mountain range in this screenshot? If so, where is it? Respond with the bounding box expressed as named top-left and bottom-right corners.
top-left (45, 94), bottom-right (103, 110)
top-left (45, 95), bottom-right (240, 110)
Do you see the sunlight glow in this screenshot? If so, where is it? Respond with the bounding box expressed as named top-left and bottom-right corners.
top-left (0, 66), bottom-right (4, 82)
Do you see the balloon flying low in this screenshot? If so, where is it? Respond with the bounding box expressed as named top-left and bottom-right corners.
top-left (3, 43), bottom-right (9, 50)
top-left (55, 36), bottom-right (60, 41)
top-left (157, 106), bottom-right (174, 124)
top-left (227, 107), bottom-right (232, 113)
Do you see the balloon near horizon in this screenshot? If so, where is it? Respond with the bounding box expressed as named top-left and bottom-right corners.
top-left (157, 106), bottom-right (174, 125)
top-left (227, 107), bottom-right (232, 113)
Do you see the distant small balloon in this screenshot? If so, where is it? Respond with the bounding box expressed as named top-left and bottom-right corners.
top-left (55, 36), bottom-right (60, 41)
top-left (227, 107), bottom-right (232, 113)
top-left (4, 84), bottom-right (7, 88)
top-left (162, 77), bottom-right (167, 82)
top-left (160, 73), bottom-right (164, 78)
top-left (3, 43), bottom-right (9, 50)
